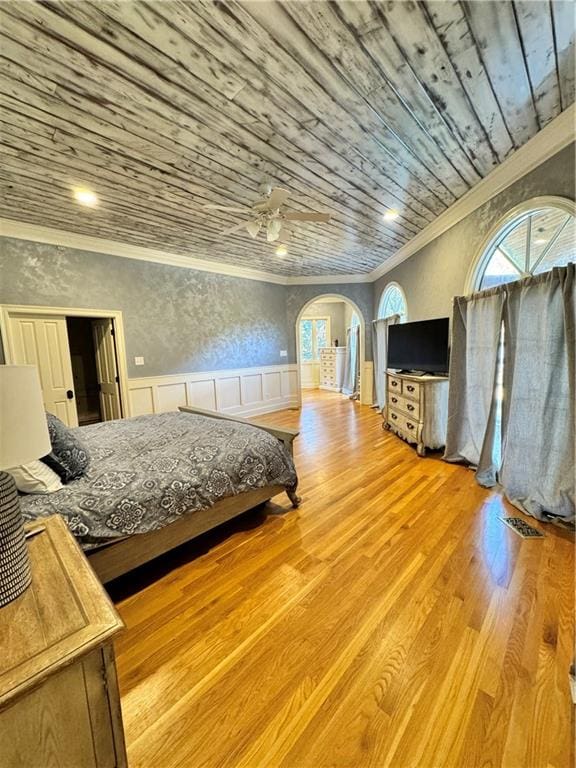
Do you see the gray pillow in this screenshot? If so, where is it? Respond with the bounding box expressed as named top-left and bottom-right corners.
top-left (41, 412), bottom-right (90, 483)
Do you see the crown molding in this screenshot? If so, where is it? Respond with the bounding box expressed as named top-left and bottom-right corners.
top-left (1, 106), bottom-right (573, 287)
top-left (0, 218), bottom-right (373, 285)
top-left (0, 219), bottom-right (293, 285)
top-left (285, 272), bottom-right (370, 284)
top-left (368, 105), bottom-right (575, 282)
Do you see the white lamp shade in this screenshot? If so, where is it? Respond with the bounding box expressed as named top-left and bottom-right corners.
top-left (0, 365), bottom-right (51, 469)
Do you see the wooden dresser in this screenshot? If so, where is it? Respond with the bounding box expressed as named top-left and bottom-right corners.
top-left (0, 514), bottom-right (127, 768)
top-left (319, 346), bottom-right (346, 392)
top-left (384, 371), bottom-right (449, 456)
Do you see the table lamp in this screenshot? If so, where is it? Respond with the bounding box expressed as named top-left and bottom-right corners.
top-left (0, 365), bottom-right (51, 606)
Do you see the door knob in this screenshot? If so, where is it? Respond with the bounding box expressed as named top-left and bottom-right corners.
top-left (66, 390), bottom-right (74, 400)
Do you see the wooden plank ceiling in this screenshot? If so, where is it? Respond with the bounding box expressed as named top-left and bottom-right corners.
top-left (0, 1), bottom-right (574, 277)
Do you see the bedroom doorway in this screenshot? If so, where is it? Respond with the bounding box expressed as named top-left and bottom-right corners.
top-left (296, 295), bottom-right (367, 405)
top-left (0, 304), bottom-right (130, 427)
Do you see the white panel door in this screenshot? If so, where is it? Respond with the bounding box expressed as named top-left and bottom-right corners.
top-left (9, 313), bottom-right (78, 427)
top-left (92, 318), bottom-right (122, 421)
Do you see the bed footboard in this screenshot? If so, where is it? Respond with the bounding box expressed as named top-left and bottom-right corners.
top-left (178, 405), bottom-right (299, 456)
top-left (87, 484), bottom-right (285, 583)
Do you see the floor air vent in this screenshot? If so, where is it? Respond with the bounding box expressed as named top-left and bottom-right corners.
top-left (500, 517), bottom-right (544, 538)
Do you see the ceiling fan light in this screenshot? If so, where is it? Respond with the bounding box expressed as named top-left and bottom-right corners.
top-left (245, 220), bottom-right (261, 238)
top-left (267, 218), bottom-right (282, 242)
top-left (383, 209), bottom-right (399, 221)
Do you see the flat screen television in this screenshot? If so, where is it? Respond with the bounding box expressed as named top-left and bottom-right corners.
top-left (387, 318), bottom-right (450, 375)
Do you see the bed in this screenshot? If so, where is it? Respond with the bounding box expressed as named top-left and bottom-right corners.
top-left (20, 405), bottom-right (300, 583)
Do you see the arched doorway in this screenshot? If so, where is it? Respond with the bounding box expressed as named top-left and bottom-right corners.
top-left (295, 293), bottom-right (367, 407)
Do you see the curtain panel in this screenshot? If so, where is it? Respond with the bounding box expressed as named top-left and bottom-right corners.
top-left (342, 325), bottom-right (360, 397)
top-left (444, 289), bottom-right (505, 486)
top-left (500, 265), bottom-right (575, 521)
top-left (444, 264), bottom-right (575, 523)
top-left (372, 314), bottom-right (400, 411)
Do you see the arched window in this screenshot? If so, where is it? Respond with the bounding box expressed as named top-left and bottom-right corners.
top-left (473, 198), bottom-right (575, 291)
top-left (378, 282), bottom-right (407, 322)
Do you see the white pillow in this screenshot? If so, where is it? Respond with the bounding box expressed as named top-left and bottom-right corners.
top-left (6, 461), bottom-right (64, 494)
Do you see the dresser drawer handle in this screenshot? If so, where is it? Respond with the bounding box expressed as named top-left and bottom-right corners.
top-left (391, 380), bottom-right (398, 387)
top-left (391, 413), bottom-right (398, 421)
top-left (407, 385), bottom-right (415, 393)
top-left (406, 422), bottom-right (415, 430)
top-left (407, 404), bottom-right (415, 411)
top-left (391, 397), bottom-right (398, 404)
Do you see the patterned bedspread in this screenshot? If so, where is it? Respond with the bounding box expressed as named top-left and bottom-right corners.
top-left (20, 411), bottom-right (298, 549)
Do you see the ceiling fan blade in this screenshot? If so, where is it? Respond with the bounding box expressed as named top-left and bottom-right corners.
top-left (245, 220), bottom-right (262, 239)
top-left (267, 218), bottom-right (282, 242)
top-left (283, 211), bottom-right (332, 222)
top-left (267, 187), bottom-right (290, 209)
top-left (220, 221), bottom-right (249, 236)
top-left (253, 187), bottom-right (290, 211)
top-left (203, 204), bottom-right (251, 212)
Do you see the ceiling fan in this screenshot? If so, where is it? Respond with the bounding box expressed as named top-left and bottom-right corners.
top-left (202, 186), bottom-right (332, 243)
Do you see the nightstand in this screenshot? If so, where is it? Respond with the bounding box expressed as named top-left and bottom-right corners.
top-left (0, 514), bottom-right (127, 768)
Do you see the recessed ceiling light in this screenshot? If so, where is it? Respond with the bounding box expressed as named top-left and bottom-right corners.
top-left (73, 187), bottom-right (98, 207)
top-left (276, 244), bottom-right (287, 257)
top-left (383, 209), bottom-right (399, 221)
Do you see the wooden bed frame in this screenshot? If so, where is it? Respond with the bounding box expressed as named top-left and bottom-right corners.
top-left (86, 405), bottom-right (300, 583)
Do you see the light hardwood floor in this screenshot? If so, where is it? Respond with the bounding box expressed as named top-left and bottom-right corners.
top-left (110, 390), bottom-right (574, 768)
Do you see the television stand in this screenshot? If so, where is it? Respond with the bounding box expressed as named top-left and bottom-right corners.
top-left (384, 370), bottom-right (449, 456)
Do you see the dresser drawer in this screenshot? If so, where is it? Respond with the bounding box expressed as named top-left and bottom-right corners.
top-left (388, 376), bottom-right (403, 394)
top-left (389, 393), bottom-right (420, 420)
top-left (403, 380), bottom-right (421, 400)
top-left (388, 407), bottom-right (420, 437)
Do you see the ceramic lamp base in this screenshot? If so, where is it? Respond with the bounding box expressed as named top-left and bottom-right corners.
top-left (0, 471), bottom-right (32, 607)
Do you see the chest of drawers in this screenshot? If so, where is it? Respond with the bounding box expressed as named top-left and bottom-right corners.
top-left (319, 347), bottom-right (346, 392)
top-left (384, 371), bottom-right (449, 456)
top-left (0, 515), bottom-right (127, 768)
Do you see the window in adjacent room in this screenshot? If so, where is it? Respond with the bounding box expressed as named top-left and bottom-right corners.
top-left (475, 202), bottom-right (575, 290)
top-left (299, 317), bottom-right (330, 361)
top-left (378, 282), bottom-right (408, 322)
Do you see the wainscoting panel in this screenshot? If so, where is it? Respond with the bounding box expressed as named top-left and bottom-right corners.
top-left (156, 382), bottom-right (188, 413)
top-left (242, 373), bottom-right (264, 405)
top-left (187, 379), bottom-right (217, 411)
top-left (361, 361), bottom-right (374, 405)
top-left (128, 364), bottom-right (299, 418)
top-left (300, 362), bottom-right (320, 389)
top-left (130, 386), bottom-right (155, 417)
top-left (282, 369), bottom-right (299, 397)
top-left (217, 376), bottom-right (242, 410)
top-left (263, 371), bottom-right (282, 400)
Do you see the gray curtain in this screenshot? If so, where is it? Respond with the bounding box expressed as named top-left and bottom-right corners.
top-left (444, 289), bottom-right (505, 486)
top-left (342, 325), bottom-right (360, 397)
top-left (445, 264), bottom-right (575, 523)
top-left (372, 314), bottom-right (400, 410)
top-left (500, 265), bottom-right (575, 521)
